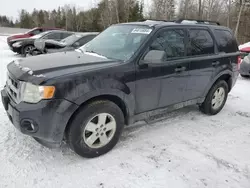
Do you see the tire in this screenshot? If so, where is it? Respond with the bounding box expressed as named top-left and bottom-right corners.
top-left (22, 45), bottom-right (34, 57)
top-left (241, 74), bottom-right (250, 78)
top-left (199, 80), bottom-right (228, 115)
top-left (66, 100), bottom-right (124, 158)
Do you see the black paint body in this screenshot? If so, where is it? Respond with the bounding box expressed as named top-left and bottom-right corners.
top-left (1, 21), bottom-right (240, 146)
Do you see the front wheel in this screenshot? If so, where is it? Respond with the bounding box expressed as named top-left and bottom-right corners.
top-left (22, 45), bottom-right (35, 57)
top-left (66, 100), bottom-right (124, 158)
top-left (199, 80), bottom-right (228, 115)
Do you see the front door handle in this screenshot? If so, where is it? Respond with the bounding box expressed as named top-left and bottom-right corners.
top-left (175, 66), bottom-right (186, 73)
top-left (212, 61), bottom-right (220, 67)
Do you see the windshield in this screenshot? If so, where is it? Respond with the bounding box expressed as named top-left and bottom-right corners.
top-left (30, 31), bottom-right (50, 39)
top-left (25, 28), bottom-right (36, 34)
top-left (61, 34), bottom-right (82, 45)
top-left (79, 25), bottom-right (153, 61)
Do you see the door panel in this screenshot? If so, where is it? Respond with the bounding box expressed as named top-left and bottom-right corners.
top-left (159, 60), bottom-right (189, 108)
top-left (135, 28), bottom-right (189, 113)
top-left (184, 28), bottom-right (217, 101)
top-left (135, 65), bottom-right (162, 113)
top-left (185, 56), bottom-right (218, 100)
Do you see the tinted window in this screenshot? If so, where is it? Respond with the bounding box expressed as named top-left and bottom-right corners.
top-left (214, 29), bottom-right (237, 53)
top-left (42, 32), bottom-right (61, 40)
top-left (30, 29), bottom-right (42, 35)
top-left (188, 29), bottom-right (214, 56)
top-left (62, 32), bottom-right (72, 39)
top-left (150, 29), bottom-right (185, 59)
top-left (75, 35), bottom-right (96, 47)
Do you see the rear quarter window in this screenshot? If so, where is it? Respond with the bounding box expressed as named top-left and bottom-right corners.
top-left (214, 29), bottom-right (238, 53)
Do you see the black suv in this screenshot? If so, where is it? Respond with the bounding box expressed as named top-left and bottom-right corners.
top-left (1, 19), bottom-right (240, 158)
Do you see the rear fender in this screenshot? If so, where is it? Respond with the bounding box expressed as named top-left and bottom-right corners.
top-left (202, 70), bottom-right (233, 98)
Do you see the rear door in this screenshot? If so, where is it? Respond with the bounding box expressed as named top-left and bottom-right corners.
top-left (184, 27), bottom-right (219, 101)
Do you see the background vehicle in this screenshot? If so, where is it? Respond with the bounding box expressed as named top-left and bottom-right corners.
top-left (1, 19), bottom-right (240, 158)
top-left (10, 30), bottom-right (73, 56)
top-left (239, 42), bottom-right (250, 59)
top-left (30, 32), bottom-right (99, 56)
top-left (239, 53), bottom-right (250, 77)
top-left (7, 27), bottom-right (63, 46)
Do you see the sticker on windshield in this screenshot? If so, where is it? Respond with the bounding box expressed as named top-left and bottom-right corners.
top-left (131, 28), bottom-right (152, 34)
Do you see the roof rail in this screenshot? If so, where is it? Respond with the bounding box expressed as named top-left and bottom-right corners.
top-left (140, 19), bottom-right (171, 22)
top-left (140, 19), bottom-right (220, 26)
top-left (175, 19), bottom-right (220, 25)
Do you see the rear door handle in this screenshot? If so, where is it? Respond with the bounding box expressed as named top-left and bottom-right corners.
top-left (175, 66), bottom-right (186, 73)
top-left (212, 61), bottom-right (220, 66)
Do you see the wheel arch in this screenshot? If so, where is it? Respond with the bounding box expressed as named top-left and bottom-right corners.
top-left (203, 71), bottom-right (233, 99)
top-left (64, 93), bottom-right (134, 138)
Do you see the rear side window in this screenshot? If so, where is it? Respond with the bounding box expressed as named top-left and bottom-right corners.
top-left (188, 29), bottom-right (214, 56)
top-left (214, 29), bottom-right (237, 53)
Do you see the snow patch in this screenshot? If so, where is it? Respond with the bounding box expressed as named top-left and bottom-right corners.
top-left (0, 36), bottom-right (250, 188)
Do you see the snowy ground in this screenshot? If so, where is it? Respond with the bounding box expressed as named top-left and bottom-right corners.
top-left (0, 35), bottom-right (250, 188)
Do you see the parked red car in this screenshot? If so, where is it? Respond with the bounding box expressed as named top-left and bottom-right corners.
top-left (7, 27), bottom-right (63, 46)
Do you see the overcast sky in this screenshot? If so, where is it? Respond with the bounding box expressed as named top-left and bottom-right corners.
top-left (0, 0), bottom-right (96, 20)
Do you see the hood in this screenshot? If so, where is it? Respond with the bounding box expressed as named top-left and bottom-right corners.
top-left (11, 37), bottom-right (34, 43)
top-left (8, 33), bottom-right (30, 40)
top-left (7, 51), bottom-right (119, 84)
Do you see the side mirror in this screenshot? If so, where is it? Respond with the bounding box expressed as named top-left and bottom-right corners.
top-left (142, 50), bottom-right (166, 64)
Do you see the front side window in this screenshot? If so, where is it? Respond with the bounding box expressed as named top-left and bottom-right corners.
top-left (30, 31), bottom-right (50, 39)
top-left (150, 29), bottom-right (185, 60)
top-left (42, 32), bottom-right (61, 40)
top-left (188, 29), bottom-right (214, 56)
top-left (80, 25), bottom-right (153, 61)
top-left (30, 29), bottom-right (41, 35)
top-left (74, 35), bottom-right (96, 47)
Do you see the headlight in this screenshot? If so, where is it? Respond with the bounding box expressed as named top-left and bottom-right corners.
top-left (21, 82), bottom-right (55, 103)
top-left (13, 42), bottom-right (22, 47)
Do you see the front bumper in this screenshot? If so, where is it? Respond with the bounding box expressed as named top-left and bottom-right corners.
top-left (1, 88), bottom-right (78, 147)
top-left (11, 46), bottom-right (22, 54)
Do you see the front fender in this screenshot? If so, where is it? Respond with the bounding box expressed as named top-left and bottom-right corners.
top-left (74, 88), bottom-right (135, 118)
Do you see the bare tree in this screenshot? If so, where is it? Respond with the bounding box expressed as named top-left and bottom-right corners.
top-left (235, 0), bottom-right (245, 38)
top-left (150, 0), bottom-right (176, 20)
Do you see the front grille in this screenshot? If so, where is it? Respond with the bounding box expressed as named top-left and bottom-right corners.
top-left (6, 72), bottom-right (20, 103)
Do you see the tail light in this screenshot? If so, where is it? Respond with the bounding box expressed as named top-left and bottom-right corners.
top-left (237, 56), bottom-right (241, 70)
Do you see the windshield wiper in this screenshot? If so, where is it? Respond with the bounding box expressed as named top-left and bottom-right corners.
top-left (85, 50), bottom-right (107, 59)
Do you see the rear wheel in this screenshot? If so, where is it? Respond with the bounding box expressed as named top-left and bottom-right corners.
top-left (66, 100), bottom-right (124, 158)
top-left (199, 80), bottom-right (228, 115)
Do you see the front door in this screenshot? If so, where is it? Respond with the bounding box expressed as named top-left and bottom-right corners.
top-left (135, 28), bottom-right (189, 113)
